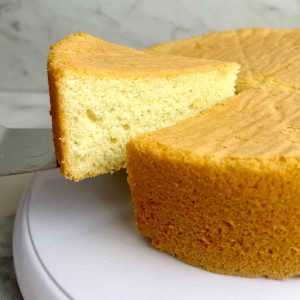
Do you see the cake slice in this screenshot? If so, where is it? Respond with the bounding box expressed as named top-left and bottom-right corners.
top-left (126, 88), bottom-right (300, 279)
top-left (146, 28), bottom-right (300, 93)
top-left (48, 32), bottom-right (239, 180)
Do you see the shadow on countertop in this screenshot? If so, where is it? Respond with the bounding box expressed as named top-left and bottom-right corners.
top-left (0, 214), bottom-right (23, 299)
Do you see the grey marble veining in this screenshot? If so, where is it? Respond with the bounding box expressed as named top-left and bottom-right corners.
top-left (0, 0), bottom-right (300, 92)
top-left (0, 91), bottom-right (50, 128)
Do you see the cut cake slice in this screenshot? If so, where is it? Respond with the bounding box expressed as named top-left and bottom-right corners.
top-left (48, 32), bottom-right (239, 180)
top-left (126, 88), bottom-right (300, 279)
top-left (146, 28), bottom-right (300, 93)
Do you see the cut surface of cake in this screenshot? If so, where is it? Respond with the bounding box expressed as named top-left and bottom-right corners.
top-left (48, 32), bottom-right (239, 180)
top-left (146, 28), bottom-right (300, 93)
top-left (126, 88), bottom-right (300, 279)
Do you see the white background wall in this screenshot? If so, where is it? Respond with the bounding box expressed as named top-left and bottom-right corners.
top-left (1, 0), bottom-right (300, 92)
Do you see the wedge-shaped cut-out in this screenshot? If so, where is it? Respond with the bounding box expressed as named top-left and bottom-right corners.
top-left (48, 32), bottom-right (239, 180)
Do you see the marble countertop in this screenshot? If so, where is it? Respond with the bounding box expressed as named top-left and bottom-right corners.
top-left (1, 0), bottom-right (300, 92)
top-left (0, 92), bottom-right (50, 299)
top-left (1, 0), bottom-right (300, 298)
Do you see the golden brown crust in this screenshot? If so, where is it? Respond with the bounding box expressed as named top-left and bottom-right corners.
top-left (48, 32), bottom-right (239, 79)
top-left (126, 28), bottom-right (300, 278)
top-left (126, 88), bottom-right (300, 279)
top-left (127, 140), bottom-right (300, 279)
top-left (138, 89), bottom-right (300, 158)
top-left (47, 69), bottom-right (68, 178)
top-left (146, 28), bottom-right (300, 92)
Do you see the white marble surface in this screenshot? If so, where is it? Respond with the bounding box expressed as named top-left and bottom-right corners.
top-left (0, 0), bottom-right (299, 92)
top-left (0, 0), bottom-right (300, 298)
top-left (0, 91), bottom-right (50, 299)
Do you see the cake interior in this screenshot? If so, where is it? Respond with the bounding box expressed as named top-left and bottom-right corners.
top-left (58, 68), bottom-right (238, 180)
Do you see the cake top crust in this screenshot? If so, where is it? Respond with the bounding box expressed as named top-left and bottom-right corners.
top-left (48, 32), bottom-right (239, 78)
top-left (146, 28), bottom-right (300, 91)
top-left (136, 89), bottom-right (300, 158)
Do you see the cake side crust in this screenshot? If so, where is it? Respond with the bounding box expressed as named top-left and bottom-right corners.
top-left (126, 139), bottom-right (300, 279)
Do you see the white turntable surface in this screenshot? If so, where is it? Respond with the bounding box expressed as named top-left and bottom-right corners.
top-left (13, 169), bottom-right (300, 300)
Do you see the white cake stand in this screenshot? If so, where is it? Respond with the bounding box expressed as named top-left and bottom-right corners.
top-left (13, 169), bottom-right (300, 300)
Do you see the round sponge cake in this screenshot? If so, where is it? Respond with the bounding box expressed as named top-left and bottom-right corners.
top-left (126, 89), bottom-right (300, 279)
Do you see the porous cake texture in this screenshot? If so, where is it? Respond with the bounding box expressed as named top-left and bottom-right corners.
top-left (48, 32), bottom-right (239, 180)
top-left (146, 28), bottom-right (300, 93)
top-left (127, 89), bottom-right (300, 279)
